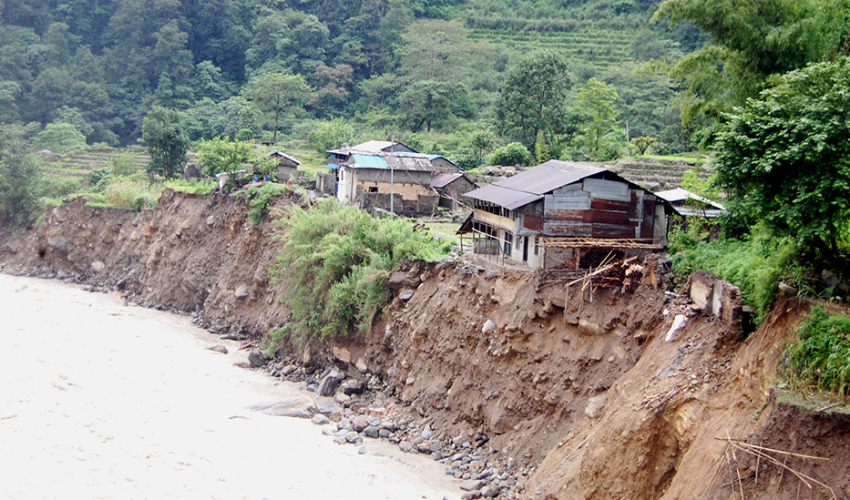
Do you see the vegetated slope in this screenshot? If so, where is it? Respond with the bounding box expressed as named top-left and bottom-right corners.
top-left (2, 192), bottom-right (849, 499)
top-left (467, 28), bottom-right (640, 72)
top-left (609, 157), bottom-right (711, 190)
top-left (41, 147), bottom-right (150, 180)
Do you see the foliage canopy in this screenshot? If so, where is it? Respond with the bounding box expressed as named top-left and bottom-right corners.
top-left (270, 200), bottom-right (450, 344)
top-left (714, 57), bottom-right (850, 253)
top-left (495, 50), bottom-right (574, 149)
top-left (142, 107), bottom-right (189, 180)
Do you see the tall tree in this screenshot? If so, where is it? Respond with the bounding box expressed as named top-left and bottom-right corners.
top-left (495, 50), bottom-right (574, 148)
top-left (655, 0), bottom-right (850, 145)
top-left (141, 106), bottom-right (188, 179)
top-left (570, 78), bottom-right (624, 161)
top-left (715, 57), bottom-right (850, 254)
top-left (0, 152), bottom-right (42, 227)
top-left (241, 72), bottom-right (311, 143)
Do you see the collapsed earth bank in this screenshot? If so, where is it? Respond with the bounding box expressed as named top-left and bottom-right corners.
top-left (1, 191), bottom-right (848, 499)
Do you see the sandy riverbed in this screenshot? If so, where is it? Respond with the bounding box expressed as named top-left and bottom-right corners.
top-left (0, 274), bottom-right (460, 500)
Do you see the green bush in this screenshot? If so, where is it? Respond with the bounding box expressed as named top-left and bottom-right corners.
top-left (0, 153), bottom-right (43, 226)
top-left (239, 182), bottom-right (291, 225)
top-left (41, 176), bottom-right (82, 198)
top-left (784, 307), bottom-right (850, 399)
top-left (671, 227), bottom-right (798, 321)
top-left (89, 168), bottom-right (112, 187)
top-left (490, 142), bottom-right (532, 166)
top-left (269, 200), bottom-right (450, 347)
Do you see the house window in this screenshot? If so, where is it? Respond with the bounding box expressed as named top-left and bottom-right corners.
top-left (368, 186), bottom-right (378, 192)
top-left (534, 244), bottom-right (539, 256)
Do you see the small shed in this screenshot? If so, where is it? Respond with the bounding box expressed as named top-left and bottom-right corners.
top-left (655, 188), bottom-right (725, 218)
top-left (431, 172), bottom-right (478, 210)
top-left (265, 150), bottom-right (301, 182)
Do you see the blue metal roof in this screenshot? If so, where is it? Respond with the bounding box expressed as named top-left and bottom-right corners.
top-left (325, 163), bottom-right (339, 170)
top-left (351, 154), bottom-right (389, 169)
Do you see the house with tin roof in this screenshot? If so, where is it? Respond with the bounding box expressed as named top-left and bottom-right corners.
top-left (326, 141), bottom-right (463, 216)
top-left (462, 160), bottom-right (675, 269)
top-left (333, 150), bottom-right (462, 217)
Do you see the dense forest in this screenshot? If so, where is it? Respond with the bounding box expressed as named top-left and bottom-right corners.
top-left (0, 0), bottom-right (706, 161)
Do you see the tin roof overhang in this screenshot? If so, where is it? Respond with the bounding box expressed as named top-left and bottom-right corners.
top-left (494, 160), bottom-right (608, 195)
top-left (463, 184), bottom-right (543, 210)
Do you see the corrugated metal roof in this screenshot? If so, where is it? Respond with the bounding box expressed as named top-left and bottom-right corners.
top-left (264, 150), bottom-right (301, 165)
top-left (351, 153), bottom-right (389, 169)
top-left (463, 184), bottom-right (544, 210)
top-left (352, 140), bottom-right (396, 152)
top-left (463, 160), bottom-right (607, 209)
top-left (325, 163), bottom-right (339, 170)
top-left (346, 153), bottom-right (436, 172)
top-left (430, 172), bottom-right (463, 188)
top-left (494, 160), bottom-right (607, 195)
top-left (655, 188), bottom-right (725, 210)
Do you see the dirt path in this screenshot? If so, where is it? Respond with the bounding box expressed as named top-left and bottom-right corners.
top-left (0, 274), bottom-right (459, 500)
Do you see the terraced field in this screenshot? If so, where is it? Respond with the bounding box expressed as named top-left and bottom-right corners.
top-left (42, 147), bottom-right (204, 180)
top-left (42, 147), bottom-right (150, 180)
top-left (468, 28), bottom-right (639, 70)
top-left (609, 157), bottom-right (711, 190)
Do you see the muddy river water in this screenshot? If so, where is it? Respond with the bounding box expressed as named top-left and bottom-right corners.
top-left (0, 274), bottom-right (459, 500)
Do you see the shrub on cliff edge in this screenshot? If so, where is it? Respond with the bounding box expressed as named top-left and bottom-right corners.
top-left (268, 200), bottom-right (450, 348)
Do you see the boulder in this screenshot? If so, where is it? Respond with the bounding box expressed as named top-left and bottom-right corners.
top-left (311, 414), bottom-right (330, 425)
top-left (387, 270), bottom-right (421, 291)
top-left (234, 285), bottom-right (250, 298)
top-left (341, 379), bottom-right (363, 396)
top-left (584, 394), bottom-right (607, 419)
top-left (482, 319), bottom-right (496, 334)
top-left (247, 395), bottom-right (317, 418)
top-left (316, 370), bottom-right (344, 397)
top-left (352, 415), bottom-right (371, 432)
top-left (248, 350), bottom-right (267, 368)
top-left (460, 480), bottom-right (485, 491)
top-left (332, 346), bottom-right (351, 364)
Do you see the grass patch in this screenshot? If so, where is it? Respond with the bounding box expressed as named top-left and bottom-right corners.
top-left (165, 178), bottom-right (217, 196)
top-left (268, 200), bottom-right (451, 349)
top-left (640, 153), bottom-right (710, 163)
top-left (103, 180), bottom-right (160, 211)
top-left (783, 307), bottom-right (850, 401)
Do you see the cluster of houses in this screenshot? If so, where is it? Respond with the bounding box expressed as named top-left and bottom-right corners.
top-left (265, 140), bottom-right (724, 271)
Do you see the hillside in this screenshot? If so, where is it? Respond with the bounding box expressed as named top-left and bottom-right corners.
top-left (0, 0), bottom-right (696, 162)
top-left (41, 147), bottom-right (150, 180)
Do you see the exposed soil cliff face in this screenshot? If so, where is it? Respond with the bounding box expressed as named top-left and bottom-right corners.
top-left (2, 191), bottom-right (849, 499)
top-left (0, 190), bottom-right (297, 335)
top-left (524, 294), bottom-right (850, 500)
top-left (358, 260), bottom-right (672, 467)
